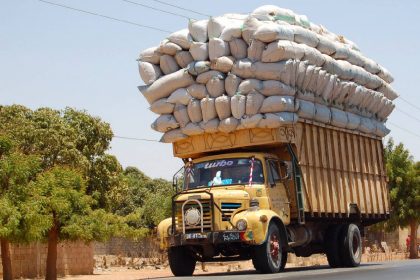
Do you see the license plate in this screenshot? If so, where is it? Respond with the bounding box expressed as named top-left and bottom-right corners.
top-left (184, 233), bottom-right (207, 240)
top-left (221, 232), bottom-right (240, 242)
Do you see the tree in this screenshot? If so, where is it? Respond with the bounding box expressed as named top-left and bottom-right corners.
top-left (0, 136), bottom-right (49, 280)
top-left (384, 138), bottom-right (420, 259)
top-left (31, 167), bottom-right (115, 280)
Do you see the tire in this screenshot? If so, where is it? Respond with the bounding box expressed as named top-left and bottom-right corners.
top-left (339, 224), bottom-right (362, 267)
top-left (168, 246), bottom-right (196, 276)
top-left (324, 225), bottom-right (343, 268)
top-left (252, 223), bottom-right (284, 274)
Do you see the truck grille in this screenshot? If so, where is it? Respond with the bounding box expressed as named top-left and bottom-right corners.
top-left (175, 200), bottom-right (212, 233)
top-left (221, 202), bottom-right (242, 221)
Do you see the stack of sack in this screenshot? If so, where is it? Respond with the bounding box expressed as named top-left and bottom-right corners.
top-left (137, 5), bottom-right (397, 143)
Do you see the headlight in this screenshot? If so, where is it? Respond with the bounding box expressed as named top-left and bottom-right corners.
top-left (236, 219), bottom-right (248, 231)
top-left (167, 225), bottom-right (174, 236)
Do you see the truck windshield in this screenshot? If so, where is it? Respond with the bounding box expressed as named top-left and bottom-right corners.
top-left (184, 158), bottom-right (264, 190)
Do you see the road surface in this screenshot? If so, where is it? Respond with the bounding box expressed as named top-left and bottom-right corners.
top-left (163, 260), bottom-right (420, 280)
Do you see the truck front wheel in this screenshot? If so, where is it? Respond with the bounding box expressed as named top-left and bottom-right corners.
top-left (168, 246), bottom-right (196, 276)
top-left (339, 224), bottom-right (362, 267)
top-left (252, 223), bottom-right (285, 273)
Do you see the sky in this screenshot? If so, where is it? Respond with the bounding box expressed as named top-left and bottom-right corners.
top-left (1, 0), bottom-right (419, 180)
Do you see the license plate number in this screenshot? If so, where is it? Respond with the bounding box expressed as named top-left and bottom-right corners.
top-left (221, 232), bottom-right (240, 242)
top-left (184, 233), bottom-right (207, 240)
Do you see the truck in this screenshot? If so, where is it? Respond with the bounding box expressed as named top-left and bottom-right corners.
top-left (157, 120), bottom-right (390, 276)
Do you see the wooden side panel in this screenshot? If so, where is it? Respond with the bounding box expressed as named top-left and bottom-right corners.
top-left (295, 122), bottom-right (390, 218)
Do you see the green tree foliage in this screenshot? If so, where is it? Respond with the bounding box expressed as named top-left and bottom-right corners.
top-left (107, 167), bottom-right (175, 229)
top-left (0, 136), bottom-right (49, 280)
top-left (384, 138), bottom-right (420, 259)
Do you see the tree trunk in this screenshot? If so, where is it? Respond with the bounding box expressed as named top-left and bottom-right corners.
top-left (409, 219), bottom-right (418, 259)
top-left (0, 238), bottom-right (13, 280)
top-left (45, 222), bottom-right (58, 280)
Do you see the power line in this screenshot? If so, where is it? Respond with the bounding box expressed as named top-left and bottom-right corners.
top-left (113, 135), bottom-right (160, 142)
top-left (387, 122), bottom-right (420, 138)
top-left (398, 96), bottom-right (420, 112)
top-left (395, 108), bottom-right (420, 123)
top-left (150, 0), bottom-right (211, 17)
top-left (36, 0), bottom-right (171, 33)
top-left (122, 0), bottom-right (193, 20)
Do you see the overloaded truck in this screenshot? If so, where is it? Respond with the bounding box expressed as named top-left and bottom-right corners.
top-left (157, 121), bottom-right (389, 275)
top-left (136, 4), bottom-right (397, 276)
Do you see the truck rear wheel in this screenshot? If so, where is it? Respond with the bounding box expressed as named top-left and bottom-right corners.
top-left (325, 225), bottom-right (343, 268)
top-left (339, 224), bottom-right (362, 267)
top-left (168, 246), bottom-right (196, 276)
top-left (252, 223), bottom-right (285, 274)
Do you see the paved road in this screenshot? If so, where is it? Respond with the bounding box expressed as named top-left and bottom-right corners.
top-left (163, 260), bottom-right (420, 280)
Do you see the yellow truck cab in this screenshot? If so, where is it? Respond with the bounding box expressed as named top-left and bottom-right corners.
top-left (157, 122), bottom-right (390, 276)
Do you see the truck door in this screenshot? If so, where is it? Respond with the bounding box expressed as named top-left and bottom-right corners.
top-left (266, 159), bottom-right (291, 224)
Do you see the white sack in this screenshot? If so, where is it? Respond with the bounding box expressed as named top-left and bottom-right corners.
top-left (314, 103), bottom-right (331, 123)
top-left (173, 104), bottom-right (190, 128)
top-left (358, 117), bottom-right (375, 134)
top-left (231, 94), bottom-right (246, 119)
top-left (139, 69), bottom-right (194, 104)
top-left (200, 119), bottom-right (219, 133)
top-left (160, 129), bottom-right (187, 143)
top-left (187, 61), bottom-right (211, 76)
top-left (297, 99), bottom-right (315, 119)
top-left (260, 80), bottom-right (296, 96)
top-left (187, 99), bottom-right (203, 123)
top-left (238, 79), bottom-right (263, 94)
top-left (167, 88), bottom-right (191, 105)
top-left (229, 38), bottom-right (248, 59)
top-left (330, 108), bottom-right (348, 128)
top-left (246, 91), bottom-right (265, 115)
top-left (215, 95), bottom-right (231, 120)
top-left (241, 114), bottom-right (263, 128)
top-left (174, 51), bottom-right (193, 68)
top-left (260, 96), bottom-right (298, 113)
top-left (152, 114), bottom-right (179, 132)
top-left (290, 25), bottom-right (319, 48)
top-left (188, 19), bottom-right (208, 42)
top-left (138, 46), bottom-right (161, 64)
top-left (258, 112), bottom-right (298, 128)
top-left (253, 23), bottom-right (294, 43)
top-left (247, 39), bottom-right (265, 62)
top-left (160, 55), bottom-right (180, 75)
top-left (346, 112), bottom-right (361, 130)
top-left (218, 117), bottom-right (239, 133)
top-left (149, 98), bottom-right (174, 114)
top-left (158, 41), bottom-right (182, 55)
top-left (225, 73), bottom-right (243, 96)
top-left (189, 42), bottom-right (209, 61)
top-left (138, 61), bottom-right (162, 85)
top-left (262, 40), bottom-right (305, 62)
top-left (182, 122), bottom-right (204, 136)
top-left (209, 38), bottom-right (230, 61)
top-left (231, 59), bottom-right (254, 79)
top-left (316, 35), bottom-right (336, 55)
top-left (201, 97), bottom-right (217, 122)
top-left (187, 84), bottom-right (208, 99)
top-left (168, 28), bottom-right (192, 49)
top-left (206, 76), bottom-right (225, 97)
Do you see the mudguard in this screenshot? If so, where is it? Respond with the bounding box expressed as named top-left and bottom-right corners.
top-left (157, 217), bottom-right (172, 249)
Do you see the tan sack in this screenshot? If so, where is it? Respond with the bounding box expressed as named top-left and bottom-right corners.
top-left (262, 40), bottom-right (305, 62)
top-left (173, 104), bottom-right (190, 128)
top-left (290, 25), bottom-right (319, 48)
top-left (314, 103), bottom-right (331, 124)
top-left (167, 88), bottom-right (191, 105)
top-left (253, 22), bottom-right (294, 43)
top-left (168, 28), bottom-right (192, 50)
top-left (210, 56), bottom-right (235, 73)
top-left (316, 34), bottom-right (336, 55)
top-left (358, 117), bottom-right (375, 134)
top-left (225, 73), bottom-right (243, 96)
top-left (330, 108), bottom-right (348, 128)
top-left (175, 51), bottom-right (193, 68)
top-left (187, 84), bottom-right (208, 99)
top-left (260, 96), bottom-right (297, 113)
top-left (150, 98), bottom-right (175, 114)
top-left (138, 46), bottom-right (161, 64)
top-left (246, 91), bottom-right (265, 115)
top-left (201, 96), bottom-right (217, 122)
top-left (229, 38), bottom-right (248, 59)
top-left (231, 59), bottom-right (254, 79)
top-left (138, 61), bottom-right (162, 85)
top-left (188, 19), bottom-right (208, 42)
top-left (139, 69), bottom-right (194, 104)
top-left (181, 122), bottom-right (204, 136)
top-left (215, 95), bottom-right (231, 120)
top-left (258, 112), bottom-right (298, 128)
top-left (297, 99), bottom-right (315, 119)
top-left (158, 40), bottom-right (182, 55)
top-left (187, 61), bottom-right (211, 76)
top-left (206, 76), bottom-right (225, 97)
top-left (189, 42), bottom-right (209, 61)
top-left (346, 111), bottom-right (361, 130)
top-left (151, 114), bottom-right (179, 132)
top-left (231, 94), bottom-right (246, 119)
top-left (247, 39), bottom-right (266, 62)
top-left (260, 80), bottom-right (295, 96)
top-left (241, 114), bottom-right (263, 128)
top-left (218, 117), bottom-right (239, 133)
top-left (187, 99), bottom-right (203, 123)
top-left (160, 55), bottom-right (180, 75)
top-left (160, 129), bottom-right (187, 143)
top-left (200, 119), bottom-right (219, 133)
top-left (209, 38), bottom-right (230, 61)
top-left (238, 79), bottom-right (263, 94)
top-left (196, 71), bottom-right (225, 84)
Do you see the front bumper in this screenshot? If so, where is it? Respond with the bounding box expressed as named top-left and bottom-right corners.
top-left (167, 230), bottom-right (254, 247)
